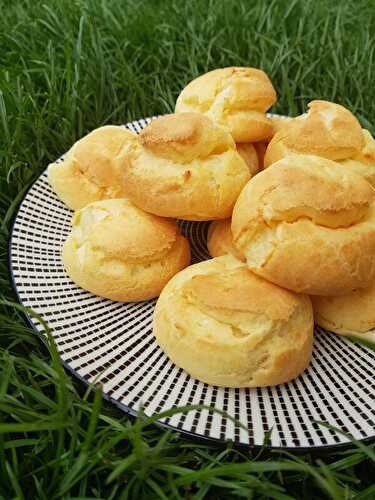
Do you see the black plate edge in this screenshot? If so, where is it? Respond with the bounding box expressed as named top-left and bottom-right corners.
top-left (6, 135), bottom-right (375, 455)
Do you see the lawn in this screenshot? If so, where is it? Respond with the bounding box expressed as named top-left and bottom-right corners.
top-left (1, 0), bottom-right (375, 498)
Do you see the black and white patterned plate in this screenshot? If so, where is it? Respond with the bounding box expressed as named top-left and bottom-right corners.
top-left (9, 116), bottom-right (375, 450)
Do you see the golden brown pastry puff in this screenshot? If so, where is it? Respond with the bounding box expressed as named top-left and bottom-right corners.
top-left (264, 101), bottom-right (375, 187)
top-left (62, 199), bottom-right (190, 301)
top-left (119, 113), bottom-right (251, 220)
top-left (264, 100), bottom-right (364, 167)
top-left (153, 255), bottom-right (313, 387)
top-left (175, 67), bottom-right (277, 142)
top-left (232, 154), bottom-right (375, 295)
top-left (48, 126), bottom-right (138, 210)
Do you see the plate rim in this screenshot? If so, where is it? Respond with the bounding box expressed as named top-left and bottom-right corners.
top-left (7, 116), bottom-right (375, 452)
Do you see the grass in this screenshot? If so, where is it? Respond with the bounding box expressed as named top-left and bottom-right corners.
top-left (1, 0), bottom-right (375, 497)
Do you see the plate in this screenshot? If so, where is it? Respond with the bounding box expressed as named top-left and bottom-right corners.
top-left (9, 116), bottom-right (375, 449)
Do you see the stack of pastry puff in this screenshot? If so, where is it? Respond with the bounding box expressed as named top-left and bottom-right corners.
top-left (48, 66), bottom-right (375, 388)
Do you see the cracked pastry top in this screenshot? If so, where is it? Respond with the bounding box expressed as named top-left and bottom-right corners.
top-left (153, 255), bottom-right (313, 387)
top-left (118, 112), bottom-right (251, 220)
top-left (48, 125), bottom-right (139, 210)
top-left (175, 67), bottom-right (277, 143)
top-left (232, 154), bottom-right (375, 295)
top-left (62, 198), bottom-right (190, 301)
top-left (264, 100), bottom-right (375, 187)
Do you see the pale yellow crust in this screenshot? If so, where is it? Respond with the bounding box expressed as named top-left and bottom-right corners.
top-left (207, 219), bottom-right (245, 261)
top-left (175, 67), bottom-right (277, 142)
top-left (312, 282), bottom-right (375, 340)
top-left (263, 102), bottom-right (375, 188)
top-left (140, 113), bottom-right (234, 162)
top-left (153, 255), bottom-right (313, 387)
top-left (48, 126), bottom-right (139, 210)
top-left (62, 199), bottom-right (190, 301)
top-left (119, 113), bottom-right (251, 220)
top-left (264, 101), bottom-right (364, 167)
top-left (232, 155), bottom-right (375, 295)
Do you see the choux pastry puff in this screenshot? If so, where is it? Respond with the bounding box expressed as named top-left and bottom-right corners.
top-left (62, 199), bottom-right (190, 301)
top-left (48, 126), bottom-right (138, 210)
top-left (175, 67), bottom-right (277, 142)
top-left (119, 113), bottom-right (251, 220)
top-left (232, 154), bottom-right (375, 295)
top-left (153, 255), bottom-right (313, 387)
top-left (264, 100), bottom-right (375, 187)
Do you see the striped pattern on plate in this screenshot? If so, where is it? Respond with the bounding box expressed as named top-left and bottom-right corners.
top-left (9, 116), bottom-right (375, 449)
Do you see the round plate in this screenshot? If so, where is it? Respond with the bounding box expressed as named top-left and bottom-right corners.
top-left (9, 116), bottom-right (375, 450)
